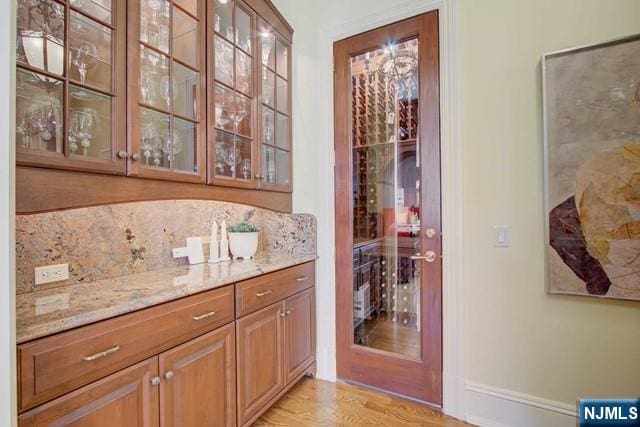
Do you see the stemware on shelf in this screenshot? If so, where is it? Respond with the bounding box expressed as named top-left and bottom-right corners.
top-left (70, 41), bottom-right (98, 85)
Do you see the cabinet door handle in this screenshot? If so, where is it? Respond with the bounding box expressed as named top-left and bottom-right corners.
top-left (192, 311), bottom-right (216, 321)
top-left (130, 152), bottom-right (140, 161)
top-left (151, 376), bottom-right (161, 386)
top-left (81, 345), bottom-right (120, 362)
top-left (117, 151), bottom-right (129, 159)
top-left (279, 309), bottom-right (291, 318)
top-left (256, 290), bottom-right (272, 297)
top-left (164, 371), bottom-right (174, 380)
top-left (296, 276), bottom-right (309, 282)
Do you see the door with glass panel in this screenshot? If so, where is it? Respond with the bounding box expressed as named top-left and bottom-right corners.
top-left (334, 11), bottom-right (442, 405)
top-left (208, 0), bottom-right (257, 188)
top-left (15, 0), bottom-right (126, 174)
top-left (127, 0), bottom-right (207, 182)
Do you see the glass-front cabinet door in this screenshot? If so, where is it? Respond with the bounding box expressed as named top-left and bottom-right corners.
top-left (127, 0), bottom-right (206, 182)
top-left (208, 0), bottom-right (257, 188)
top-left (15, 0), bottom-right (126, 174)
top-left (257, 19), bottom-right (291, 191)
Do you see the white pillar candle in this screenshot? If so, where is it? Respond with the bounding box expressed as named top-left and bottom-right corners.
top-left (211, 220), bottom-right (218, 242)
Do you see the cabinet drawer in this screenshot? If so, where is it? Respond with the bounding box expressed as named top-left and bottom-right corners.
top-left (18, 285), bottom-right (234, 412)
top-left (235, 262), bottom-right (315, 317)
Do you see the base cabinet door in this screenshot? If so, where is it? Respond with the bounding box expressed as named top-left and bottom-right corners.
top-left (236, 303), bottom-right (285, 425)
top-left (159, 324), bottom-right (236, 427)
top-left (283, 288), bottom-right (316, 383)
top-left (19, 358), bottom-right (159, 427)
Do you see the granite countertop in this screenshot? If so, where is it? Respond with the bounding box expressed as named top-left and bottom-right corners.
top-left (16, 252), bottom-right (317, 344)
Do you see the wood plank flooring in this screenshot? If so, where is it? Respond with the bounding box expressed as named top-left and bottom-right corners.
top-left (254, 378), bottom-right (470, 426)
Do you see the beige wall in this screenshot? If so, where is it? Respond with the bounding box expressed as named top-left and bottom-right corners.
top-left (274, 0), bottom-right (640, 409)
top-left (460, 0), bottom-right (640, 403)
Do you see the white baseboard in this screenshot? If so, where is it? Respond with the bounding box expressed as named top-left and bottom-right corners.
top-left (465, 382), bottom-right (577, 427)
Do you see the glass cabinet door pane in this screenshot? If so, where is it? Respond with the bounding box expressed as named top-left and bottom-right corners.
top-left (174, 0), bottom-right (197, 17)
top-left (173, 62), bottom-right (198, 119)
top-left (235, 136), bottom-right (252, 180)
top-left (214, 35), bottom-right (234, 87)
top-left (16, 0), bottom-right (65, 76)
top-left (276, 39), bottom-right (288, 78)
top-left (69, 12), bottom-right (112, 91)
top-left (16, 69), bottom-right (64, 153)
top-left (235, 6), bottom-right (251, 54)
top-left (260, 31), bottom-right (275, 69)
top-left (172, 117), bottom-right (198, 172)
top-left (173, 7), bottom-right (198, 68)
top-left (69, 85), bottom-right (112, 159)
top-left (276, 76), bottom-right (287, 113)
top-left (140, 46), bottom-right (170, 110)
top-left (214, 84), bottom-right (234, 132)
top-left (276, 148), bottom-right (289, 185)
top-left (214, 130), bottom-right (234, 177)
top-left (262, 107), bottom-right (275, 145)
top-left (235, 49), bottom-right (252, 95)
top-left (139, 107), bottom-right (171, 168)
top-left (262, 67), bottom-right (275, 107)
top-left (233, 93), bottom-right (251, 137)
top-left (140, 0), bottom-right (170, 53)
top-left (70, 0), bottom-right (112, 24)
top-left (213, 0), bottom-right (233, 40)
top-left (263, 145), bottom-right (275, 184)
top-left (276, 113), bottom-right (288, 149)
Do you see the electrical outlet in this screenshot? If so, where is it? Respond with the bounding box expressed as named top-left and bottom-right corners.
top-left (35, 264), bottom-right (69, 285)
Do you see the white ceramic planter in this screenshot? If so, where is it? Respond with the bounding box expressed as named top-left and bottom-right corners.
top-left (228, 232), bottom-right (260, 259)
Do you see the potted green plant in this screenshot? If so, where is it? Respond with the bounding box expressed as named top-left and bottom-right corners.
top-left (227, 221), bottom-right (261, 259)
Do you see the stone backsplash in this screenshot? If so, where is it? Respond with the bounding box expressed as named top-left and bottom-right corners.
top-left (16, 200), bottom-right (316, 294)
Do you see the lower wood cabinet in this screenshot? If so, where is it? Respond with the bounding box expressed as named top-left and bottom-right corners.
top-left (159, 324), bottom-right (236, 427)
top-left (17, 262), bottom-right (316, 427)
top-left (236, 287), bottom-right (316, 426)
top-left (284, 288), bottom-right (316, 383)
top-left (236, 303), bottom-right (285, 424)
top-left (19, 357), bottom-right (160, 426)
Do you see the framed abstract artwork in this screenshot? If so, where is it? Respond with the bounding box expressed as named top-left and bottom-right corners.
top-left (543, 34), bottom-right (640, 301)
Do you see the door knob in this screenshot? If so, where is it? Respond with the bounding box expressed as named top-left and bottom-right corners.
top-left (164, 371), bottom-right (174, 380)
top-left (131, 152), bottom-right (140, 161)
top-left (410, 251), bottom-right (437, 263)
top-left (425, 228), bottom-right (437, 239)
top-left (117, 151), bottom-right (129, 159)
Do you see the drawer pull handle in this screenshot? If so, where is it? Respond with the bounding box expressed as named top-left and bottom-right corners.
top-left (192, 311), bottom-right (216, 321)
top-left (296, 276), bottom-right (309, 282)
top-left (256, 290), bottom-right (272, 297)
top-left (82, 345), bottom-right (120, 362)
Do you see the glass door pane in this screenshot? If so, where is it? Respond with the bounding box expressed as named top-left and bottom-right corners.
top-left (211, 0), bottom-right (255, 185)
top-left (136, 0), bottom-right (203, 177)
top-left (15, 0), bottom-right (123, 172)
top-left (351, 38), bottom-right (421, 358)
top-left (258, 22), bottom-right (290, 190)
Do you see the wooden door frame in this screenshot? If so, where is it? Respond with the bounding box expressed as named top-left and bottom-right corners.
top-left (334, 11), bottom-right (442, 405)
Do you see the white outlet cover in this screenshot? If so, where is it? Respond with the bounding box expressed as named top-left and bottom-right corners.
top-left (494, 226), bottom-right (511, 248)
top-left (35, 263), bottom-right (69, 285)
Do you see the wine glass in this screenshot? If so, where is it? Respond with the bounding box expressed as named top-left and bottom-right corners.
top-left (241, 158), bottom-right (251, 180)
top-left (223, 146), bottom-right (241, 177)
top-left (71, 41), bottom-right (98, 85)
top-left (228, 109), bottom-right (246, 135)
top-left (69, 109), bottom-right (97, 156)
top-left (16, 117), bottom-right (31, 148)
top-left (161, 129), bottom-right (183, 161)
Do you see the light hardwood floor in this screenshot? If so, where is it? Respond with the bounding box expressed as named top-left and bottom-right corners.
top-left (254, 378), bottom-right (470, 426)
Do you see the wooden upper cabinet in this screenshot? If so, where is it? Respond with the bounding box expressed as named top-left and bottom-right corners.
top-left (127, 0), bottom-right (207, 183)
top-left (15, 0), bottom-right (127, 175)
top-left (256, 18), bottom-right (292, 192)
top-left (19, 357), bottom-right (160, 427)
top-left (159, 324), bottom-right (236, 427)
top-left (209, 0), bottom-right (292, 192)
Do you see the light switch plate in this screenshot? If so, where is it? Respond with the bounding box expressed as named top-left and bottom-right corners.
top-left (494, 226), bottom-right (511, 248)
top-left (35, 264), bottom-right (69, 285)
